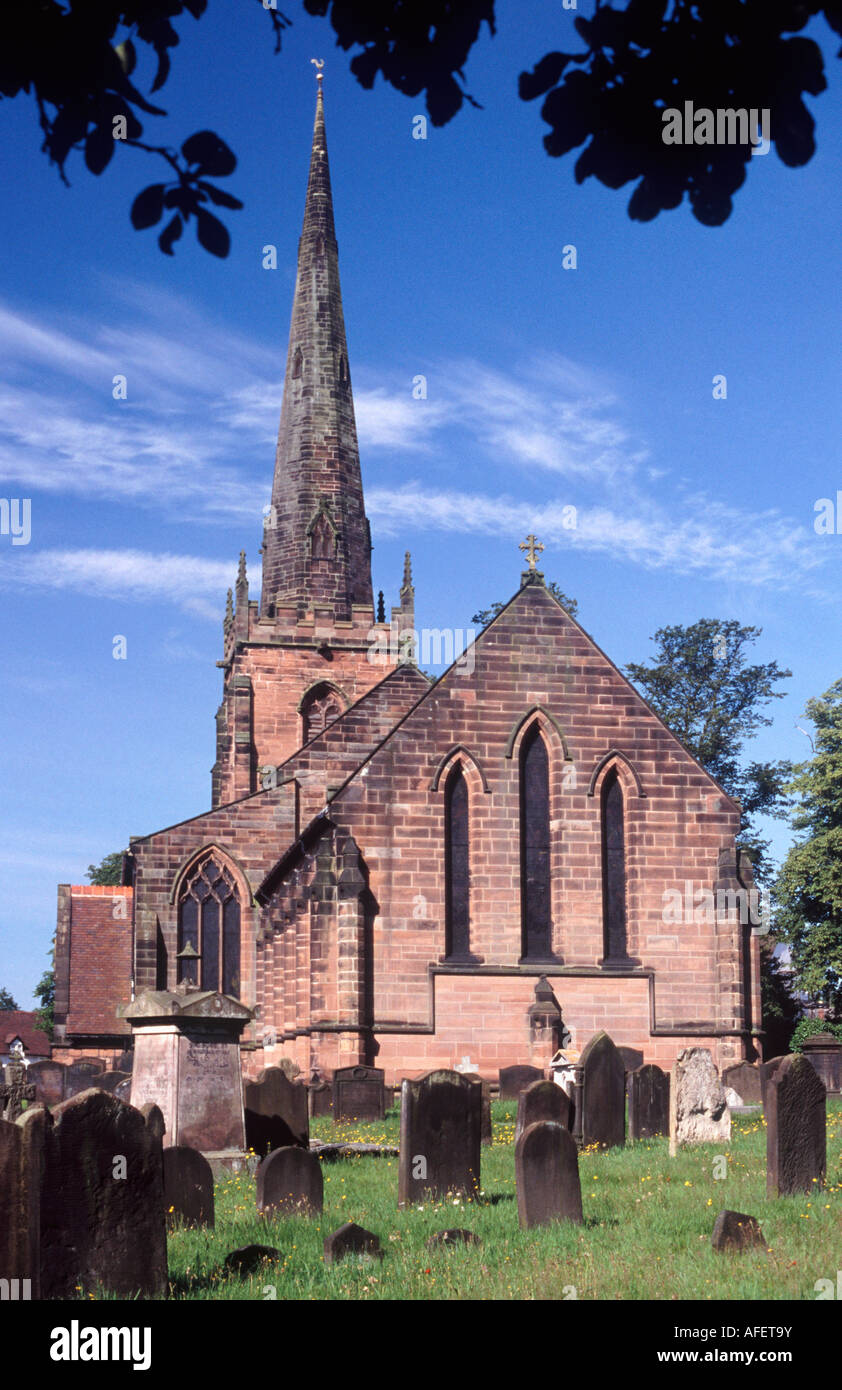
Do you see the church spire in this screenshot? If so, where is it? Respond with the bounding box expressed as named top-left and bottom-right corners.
top-left (260, 74), bottom-right (374, 621)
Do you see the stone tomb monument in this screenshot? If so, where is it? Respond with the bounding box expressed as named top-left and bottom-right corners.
top-left (124, 987), bottom-right (253, 1152)
top-left (332, 1065), bottom-right (385, 1122)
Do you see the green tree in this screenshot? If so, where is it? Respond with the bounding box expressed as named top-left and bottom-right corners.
top-left (774, 678), bottom-right (842, 1011)
top-left (624, 618), bottom-right (792, 884)
top-left (86, 851), bottom-right (125, 886)
top-left (472, 580), bottom-right (578, 629)
top-left (758, 938), bottom-right (801, 1056)
top-left (6, 1), bottom-right (842, 255)
top-left (0, 987), bottom-right (20, 1010)
top-left (33, 962), bottom-right (56, 1040)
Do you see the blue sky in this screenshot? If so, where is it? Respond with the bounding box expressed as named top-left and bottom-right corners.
top-left (2, 3), bottom-right (841, 1007)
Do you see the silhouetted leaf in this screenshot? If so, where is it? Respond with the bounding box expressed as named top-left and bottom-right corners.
top-left (198, 181), bottom-right (243, 209)
top-left (84, 124), bottom-right (114, 175)
top-left (158, 212), bottom-right (183, 256)
top-left (196, 207), bottom-right (230, 257)
top-left (131, 183), bottom-right (165, 229)
top-left (181, 130), bottom-right (236, 176)
top-left (518, 53), bottom-right (570, 102)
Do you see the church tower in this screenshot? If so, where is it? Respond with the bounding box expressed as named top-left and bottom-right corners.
top-left (212, 75), bottom-right (412, 807)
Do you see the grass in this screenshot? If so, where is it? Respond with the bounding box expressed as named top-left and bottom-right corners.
top-left (93, 1102), bottom-right (842, 1301)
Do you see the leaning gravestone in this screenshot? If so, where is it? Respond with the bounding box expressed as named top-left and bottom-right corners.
top-left (244, 1067), bottom-right (309, 1154)
top-left (766, 1053), bottom-right (826, 1197)
top-left (26, 1060), bottom-right (66, 1107)
top-left (163, 1146), bottom-right (215, 1228)
top-left (669, 1048), bottom-right (730, 1156)
top-left (324, 1222), bottom-right (382, 1266)
top-left (398, 1070), bottom-right (481, 1208)
top-left (333, 1065), bottom-right (385, 1122)
top-left (628, 1064), bottom-right (670, 1141)
top-left (580, 1031), bottom-right (626, 1149)
top-left (515, 1121), bottom-right (583, 1228)
top-left (722, 1062), bottom-right (763, 1107)
top-left (515, 1079), bottom-right (570, 1146)
top-left (711, 1209), bottom-right (765, 1253)
top-left (256, 1145), bottom-right (323, 1216)
top-left (64, 1059), bottom-right (106, 1097)
top-left (39, 1090), bottom-right (167, 1298)
top-left (498, 1065), bottom-right (543, 1101)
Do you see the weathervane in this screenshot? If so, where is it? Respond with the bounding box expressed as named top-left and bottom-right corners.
top-left (311, 58), bottom-right (324, 82)
top-left (519, 534), bottom-right (544, 571)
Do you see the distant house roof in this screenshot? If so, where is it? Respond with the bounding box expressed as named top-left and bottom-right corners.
top-left (1, 1010), bottom-right (51, 1056)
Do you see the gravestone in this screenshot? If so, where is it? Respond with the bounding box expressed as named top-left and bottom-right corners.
top-left (722, 1062), bottom-right (763, 1106)
top-left (1, 1052), bottom-right (36, 1121)
top-left (309, 1082), bottom-right (332, 1118)
top-left (245, 1067), bottom-right (309, 1155)
top-left (515, 1121), bottom-right (583, 1228)
top-left (324, 1222), bottom-right (382, 1265)
top-left (64, 1059), bottom-right (106, 1097)
top-left (760, 1056), bottom-right (786, 1109)
top-left (468, 1076), bottom-right (493, 1145)
top-left (39, 1090), bottom-right (167, 1298)
top-left (125, 988), bottom-right (252, 1152)
top-left (332, 1065), bottom-right (385, 1122)
top-left (276, 1057), bottom-right (301, 1080)
top-left (26, 1059), bottom-right (66, 1107)
top-left (801, 1033), bottom-right (842, 1094)
top-left (618, 1046), bottom-right (644, 1073)
top-left (398, 1070), bottom-right (481, 1208)
top-left (498, 1065), bottom-right (543, 1101)
top-left (580, 1031), bottom-right (625, 1149)
top-left (256, 1145), bottom-right (323, 1216)
top-left (114, 1050), bottom-right (134, 1073)
top-left (766, 1053), bottom-right (826, 1197)
top-left (114, 1076), bottom-right (133, 1104)
top-left (0, 1109), bottom-right (46, 1300)
top-left (515, 1079), bottom-right (570, 1146)
top-left (163, 1145), bottom-right (215, 1228)
top-left (224, 1244), bottom-right (281, 1274)
top-left (95, 1069), bottom-right (132, 1095)
top-left (711, 1209), bottom-right (765, 1253)
top-left (628, 1064), bottom-right (670, 1141)
top-left (669, 1048), bottom-right (730, 1155)
top-left (426, 1228), bottom-right (482, 1249)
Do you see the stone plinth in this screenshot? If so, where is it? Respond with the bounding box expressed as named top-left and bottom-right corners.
top-left (123, 989), bottom-right (252, 1152)
top-left (801, 1033), bottom-right (842, 1094)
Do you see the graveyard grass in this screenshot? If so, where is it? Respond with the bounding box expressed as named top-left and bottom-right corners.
top-left (91, 1101), bottom-right (842, 1301)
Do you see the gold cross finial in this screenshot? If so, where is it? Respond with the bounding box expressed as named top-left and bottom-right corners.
top-left (519, 534), bottom-right (544, 571)
top-left (311, 58), bottom-right (324, 82)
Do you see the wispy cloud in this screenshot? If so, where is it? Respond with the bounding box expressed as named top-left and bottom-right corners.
top-left (0, 548), bottom-right (238, 618)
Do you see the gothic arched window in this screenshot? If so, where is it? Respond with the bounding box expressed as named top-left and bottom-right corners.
top-left (520, 725), bottom-right (552, 961)
top-left (601, 768), bottom-right (629, 963)
top-left (310, 512), bottom-right (334, 559)
top-left (301, 682), bottom-right (344, 743)
top-left (177, 856), bottom-right (241, 996)
top-left (444, 763), bottom-right (470, 960)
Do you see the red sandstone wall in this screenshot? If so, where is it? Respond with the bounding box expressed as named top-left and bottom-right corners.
top-left (63, 887), bottom-right (133, 1037)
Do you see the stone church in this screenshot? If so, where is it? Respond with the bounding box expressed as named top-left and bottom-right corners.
top-left (53, 82), bottom-right (762, 1082)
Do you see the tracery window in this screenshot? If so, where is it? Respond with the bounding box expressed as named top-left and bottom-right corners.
top-left (301, 682), bottom-right (344, 743)
top-left (177, 856), bottom-right (241, 997)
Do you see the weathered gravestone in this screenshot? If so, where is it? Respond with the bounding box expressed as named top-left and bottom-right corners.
top-left (0, 1108), bottom-right (47, 1300)
top-left (125, 988), bottom-right (252, 1152)
top-left (515, 1121), bottom-right (583, 1228)
top-left (114, 1076), bottom-right (133, 1104)
top-left (276, 1057), bottom-right (301, 1080)
top-left (324, 1222), bottom-right (382, 1265)
top-left (163, 1145), bottom-right (215, 1228)
top-left (579, 1031), bottom-right (625, 1149)
top-left (333, 1065), bottom-right (385, 1122)
top-left (515, 1079), bottom-right (570, 1146)
top-left (95, 1069), bottom-right (132, 1095)
top-left (426, 1228), bottom-right (482, 1249)
top-left (498, 1065), bottom-right (543, 1101)
top-left (114, 1050), bottom-right (134, 1073)
top-left (39, 1090), bottom-right (167, 1298)
top-left (722, 1062), bottom-right (763, 1107)
top-left (224, 1244), bottom-right (281, 1274)
top-left (245, 1067), bottom-right (309, 1155)
top-left (256, 1145), bottom-right (323, 1216)
top-left (669, 1048), bottom-right (730, 1156)
top-left (398, 1070), bottom-right (481, 1208)
top-left (760, 1056), bottom-right (786, 1109)
top-left (618, 1046), bottom-right (644, 1073)
top-left (801, 1033), bottom-right (842, 1094)
top-left (766, 1053), bottom-right (826, 1198)
top-left (1, 1053), bottom-right (36, 1121)
top-left (26, 1059), bottom-right (66, 1107)
top-left (468, 1076), bottom-right (493, 1145)
top-left (628, 1064), bottom-right (670, 1141)
top-left (711, 1209), bottom-right (766, 1253)
top-left (309, 1082), bottom-right (332, 1118)
top-left (64, 1059), bottom-right (106, 1097)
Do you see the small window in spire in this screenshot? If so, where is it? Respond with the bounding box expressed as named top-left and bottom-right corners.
top-left (292, 346), bottom-right (303, 380)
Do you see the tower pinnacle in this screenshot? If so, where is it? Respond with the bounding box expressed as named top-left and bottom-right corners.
top-left (260, 79), bottom-right (373, 621)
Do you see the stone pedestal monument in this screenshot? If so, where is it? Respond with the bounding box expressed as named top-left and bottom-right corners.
top-left (123, 988), bottom-right (253, 1153)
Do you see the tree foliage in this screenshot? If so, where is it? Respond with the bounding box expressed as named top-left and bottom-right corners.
top-left (773, 679), bottom-right (842, 1009)
top-left (472, 580), bottom-right (578, 629)
top-left (33, 963), bottom-right (55, 1040)
top-left (86, 850), bottom-right (125, 885)
top-left (6, 1), bottom-right (842, 256)
top-left (624, 618), bottom-right (792, 882)
top-left (0, 987), bottom-right (20, 1011)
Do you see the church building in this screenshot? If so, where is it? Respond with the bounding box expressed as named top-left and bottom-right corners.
top-left (52, 81), bottom-right (763, 1081)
